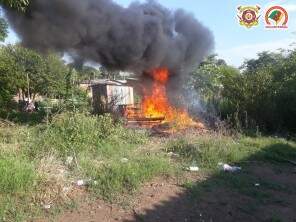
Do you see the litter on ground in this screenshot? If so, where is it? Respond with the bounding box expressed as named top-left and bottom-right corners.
top-left (186, 166), bottom-right (200, 172)
top-left (218, 163), bottom-right (241, 172)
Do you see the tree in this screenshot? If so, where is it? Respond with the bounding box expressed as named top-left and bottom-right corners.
top-left (189, 55), bottom-right (236, 113)
top-left (99, 66), bottom-right (121, 79)
top-left (189, 52), bottom-right (296, 132)
top-left (0, 0), bottom-right (30, 11)
top-left (0, 0), bottom-right (31, 42)
top-left (0, 45), bottom-right (21, 108)
top-left (1, 45), bottom-right (72, 102)
top-left (4, 45), bottom-right (48, 101)
top-left (44, 53), bottom-right (69, 98)
top-left (78, 66), bottom-right (102, 81)
top-left (0, 17), bottom-right (8, 42)
top-left (241, 51), bottom-right (283, 72)
top-left (192, 51), bottom-right (296, 133)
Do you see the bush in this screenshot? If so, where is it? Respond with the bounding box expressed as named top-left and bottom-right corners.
top-left (191, 52), bottom-right (296, 133)
top-left (27, 112), bottom-right (148, 158)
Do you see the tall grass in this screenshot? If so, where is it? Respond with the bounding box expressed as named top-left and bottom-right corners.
top-left (26, 113), bottom-right (147, 158)
top-left (0, 156), bottom-right (35, 193)
top-left (1, 112), bottom-right (295, 221)
top-left (24, 112), bottom-right (171, 201)
top-left (166, 134), bottom-right (296, 169)
top-left (0, 155), bottom-right (37, 222)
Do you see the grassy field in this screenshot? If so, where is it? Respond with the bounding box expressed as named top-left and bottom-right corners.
top-left (0, 112), bottom-right (295, 221)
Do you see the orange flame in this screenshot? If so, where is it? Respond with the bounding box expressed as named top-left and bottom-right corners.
top-left (141, 68), bottom-right (172, 119)
top-left (141, 68), bottom-right (203, 129)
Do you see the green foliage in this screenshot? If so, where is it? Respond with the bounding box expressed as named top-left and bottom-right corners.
top-left (78, 65), bottom-right (102, 81)
top-left (27, 112), bottom-right (148, 158)
top-left (23, 112), bottom-right (172, 201)
top-left (191, 51), bottom-right (296, 133)
top-left (99, 66), bottom-right (121, 79)
top-left (189, 55), bottom-right (239, 115)
top-left (0, 45), bottom-right (86, 114)
top-left (0, 46), bottom-right (22, 107)
top-left (44, 53), bottom-right (69, 98)
top-left (84, 156), bottom-right (171, 201)
top-left (0, 155), bottom-right (35, 194)
top-left (190, 55), bottom-right (225, 102)
top-left (4, 45), bottom-right (48, 99)
top-left (166, 135), bottom-right (296, 169)
top-left (0, 0), bottom-right (30, 11)
top-left (0, 115), bottom-right (295, 220)
top-left (2, 109), bottom-right (46, 125)
top-left (0, 17), bottom-right (8, 42)
top-left (21, 112), bottom-right (173, 203)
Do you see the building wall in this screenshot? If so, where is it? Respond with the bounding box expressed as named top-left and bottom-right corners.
top-left (106, 85), bottom-right (134, 106)
top-left (92, 84), bottom-right (134, 114)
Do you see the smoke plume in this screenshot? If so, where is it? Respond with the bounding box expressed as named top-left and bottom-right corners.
top-left (4, 0), bottom-right (214, 76)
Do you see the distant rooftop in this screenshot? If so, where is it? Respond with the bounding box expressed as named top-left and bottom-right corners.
top-left (80, 78), bottom-right (139, 86)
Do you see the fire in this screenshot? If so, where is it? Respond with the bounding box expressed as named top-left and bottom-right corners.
top-left (124, 67), bottom-right (204, 130)
top-left (140, 68), bottom-right (203, 129)
top-left (141, 68), bottom-right (173, 120)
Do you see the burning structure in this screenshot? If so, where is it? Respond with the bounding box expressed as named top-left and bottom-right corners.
top-left (3, 0), bottom-right (214, 130)
top-left (124, 68), bottom-right (205, 130)
top-left (90, 80), bottom-right (134, 114)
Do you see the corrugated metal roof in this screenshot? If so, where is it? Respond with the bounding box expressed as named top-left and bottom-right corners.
top-left (81, 79), bottom-right (128, 86)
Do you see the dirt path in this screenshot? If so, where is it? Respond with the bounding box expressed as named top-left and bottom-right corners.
top-left (53, 178), bottom-right (189, 222)
top-left (42, 163), bottom-right (296, 222)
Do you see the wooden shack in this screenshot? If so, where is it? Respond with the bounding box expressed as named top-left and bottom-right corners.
top-left (91, 80), bottom-right (134, 114)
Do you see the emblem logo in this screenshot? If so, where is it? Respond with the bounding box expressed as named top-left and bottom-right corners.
top-left (237, 5), bottom-right (261, 28)
top-left (265, 6), bottom-right (288, 29)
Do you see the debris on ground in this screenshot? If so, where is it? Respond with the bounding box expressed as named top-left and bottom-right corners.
top-left (218, 163), bottom-right (241, 172)
top-left (43, 204), bottom-right (51, 210)
top-left (76, 180), bottom-right (85, 186)
top-left (186, 166), bottom-right (200, 172)
top-left (167, 152), bottom-right (180, 158)
top-left (65, 156), bottom-right (74, 166)
top-left (120, 158), bottom-right (129, 163)
top-left (76, 179), bottom-right (98, 187)
top-left (76, 179), bottom-right (91, 186)
top-left (254, 183), bottom-right (260, 187)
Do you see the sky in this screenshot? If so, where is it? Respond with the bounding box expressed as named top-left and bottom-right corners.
top-left (2, 0), bottom-right (296, 67)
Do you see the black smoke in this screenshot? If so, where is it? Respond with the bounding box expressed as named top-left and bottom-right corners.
top-left (3, 0), bottom-right (214, 76)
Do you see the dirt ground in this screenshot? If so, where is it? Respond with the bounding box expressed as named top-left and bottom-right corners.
top-left (40, 162), bottom-right (296, 222)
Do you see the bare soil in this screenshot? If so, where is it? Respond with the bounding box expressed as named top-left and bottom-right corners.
top-left (40, 163), bottom-right (296, 222)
